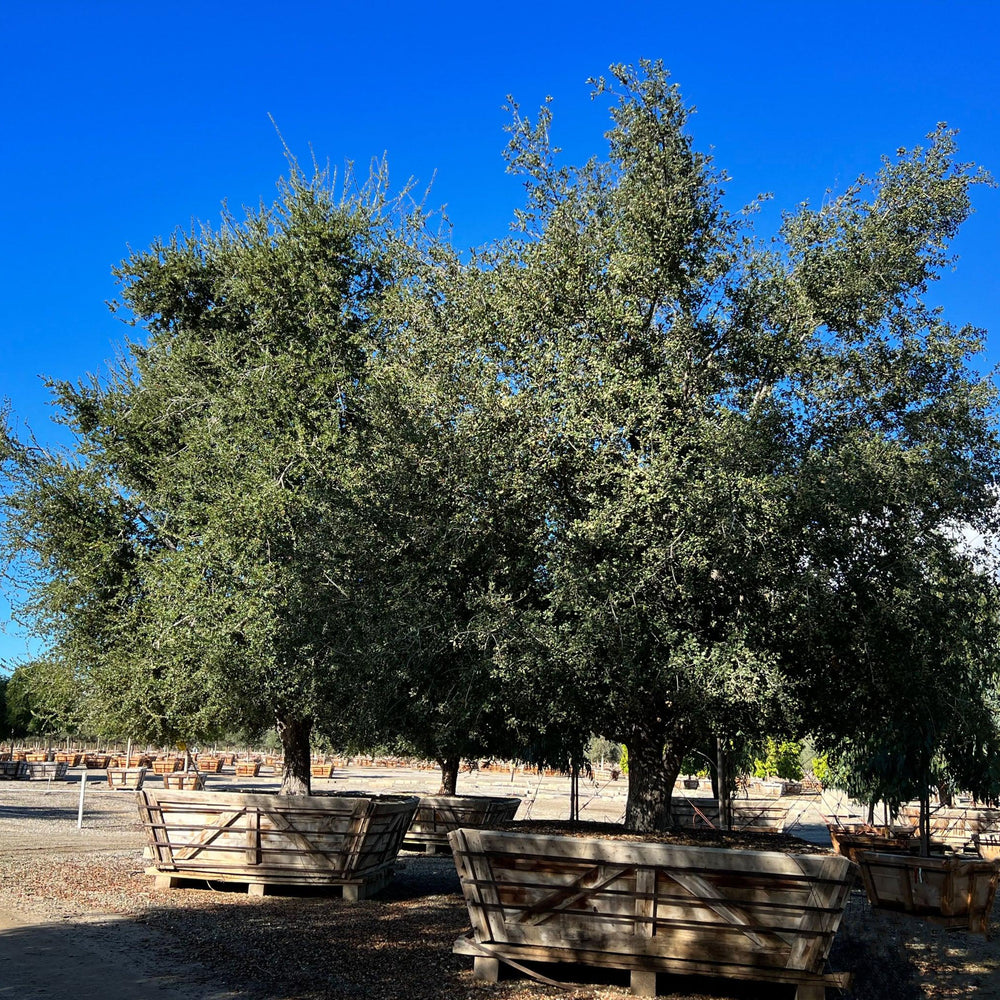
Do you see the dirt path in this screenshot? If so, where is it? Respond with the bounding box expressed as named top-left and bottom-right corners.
top-left (0, 905), bottom-right (240, 1000)
top-left (3, 769), bottom-right (1000, 999)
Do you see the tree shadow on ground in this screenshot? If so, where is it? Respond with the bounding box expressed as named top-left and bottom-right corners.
top-left (829, 892), bottom-right (920, 1000)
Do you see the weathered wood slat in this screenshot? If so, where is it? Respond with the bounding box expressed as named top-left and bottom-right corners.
top-left (665, 869), bottom-right (786, 951)
top-left (452, 828), bottom-right (508, 944)
top-left (516, 865), bottom-right (632, 926)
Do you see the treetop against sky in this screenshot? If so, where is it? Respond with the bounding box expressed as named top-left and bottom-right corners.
top-left (1, 0), bottom-right (998, 667)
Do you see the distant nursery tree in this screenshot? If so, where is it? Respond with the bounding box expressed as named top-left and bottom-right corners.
top-left (1, 657), bottom-right (82, 738)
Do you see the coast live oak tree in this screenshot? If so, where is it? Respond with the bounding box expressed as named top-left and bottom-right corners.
top-left (489, 62), bottom-right (998, 830)
top-left (2, 166), bottom-right (403, 793)
top-left (327, 246), bottom-right (543, 794)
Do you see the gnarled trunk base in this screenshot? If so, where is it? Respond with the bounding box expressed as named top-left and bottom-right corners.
top-left (624, 726), bottom-right (685, 832)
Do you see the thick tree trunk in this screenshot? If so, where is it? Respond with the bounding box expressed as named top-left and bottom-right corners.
top-left (624, 725), bottom-right (685, 832)
top-left (436, 754), bottom-right (460, 795)
top-left (276, 713), bottom-right (312, 796)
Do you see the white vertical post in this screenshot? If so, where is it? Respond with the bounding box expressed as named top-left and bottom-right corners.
top-left (77, 770), bottom-right (87, 829)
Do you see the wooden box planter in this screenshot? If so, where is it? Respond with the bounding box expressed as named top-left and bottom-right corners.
top-left (54, 752), bottom-right (82, 766)
top-left (669, 797), bottom-right (788, 833)
top-left (310, 761), bottom-right (335, 779)
top-left (138, 789), bottom-right (418, 899)
top-left (196, 756), bottom-right (224, 774)
top-left (404, 795), bottom-right (522, 854)
top-left (0, 760), bottom-right (28, 780)
top-left (152, 757), bottom-right (184, 774)
top-left (162, 771), bottom-right (205, 790)
top-left (897, 804), bottom-right (1000, 852)
top-left (827, 824), bottom-right (917, 864)
top-left (25, 752), bottom-right (50, 763)
top-left (857, 851), bottom-right (1000, 935)
top-left (25, 761), bottom-right (69, 780)
top-left (84, 754), bottom-right (111, 769)
top-left (235, 761), bottom-right (262, 778)
top-left (107, 767), bottom-right (147, 790)
top-left (450, 829), bottom-right (853, 999)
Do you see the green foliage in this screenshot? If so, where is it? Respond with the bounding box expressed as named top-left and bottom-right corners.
top-left (752, 738), bottom-right (804, 781)
top-left (2, 657), bottom-right (82, 737)
top-left (810, 751), bottom-right (831, 785)
top-left (586, 736), bottom-right (622, 768)
top-left (1, 162), bottom-right (408, 785)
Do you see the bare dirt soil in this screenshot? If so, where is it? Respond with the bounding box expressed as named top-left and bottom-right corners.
top-left (2, 766), bottom-right (999, 999)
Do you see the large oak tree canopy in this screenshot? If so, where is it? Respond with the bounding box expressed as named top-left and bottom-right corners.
top-left (484, 62), bottom-right (999, 829)
top-left (2, 62), bottom-right (997, 827)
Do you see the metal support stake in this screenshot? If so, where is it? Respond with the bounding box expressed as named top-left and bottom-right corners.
top-left (77, 770), bottom-right (87, 829)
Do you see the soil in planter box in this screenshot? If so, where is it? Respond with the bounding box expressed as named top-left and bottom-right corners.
top-left (495, 819), bottom-right (829, 854)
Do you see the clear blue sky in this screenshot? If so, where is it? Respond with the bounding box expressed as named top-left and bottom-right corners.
top-left (2, 1), bottom-right (998, 668)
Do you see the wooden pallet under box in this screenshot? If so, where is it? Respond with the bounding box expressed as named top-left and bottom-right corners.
top-left (138, 788), bottom-right (418, 899)
top-left (404, 795), bottom-right (521, 853)
top-left (449, 828), bottom-right (853, 1000)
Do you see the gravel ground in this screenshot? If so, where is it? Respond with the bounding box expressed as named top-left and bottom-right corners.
top-left (2, 768), bottom-right (999, 999)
